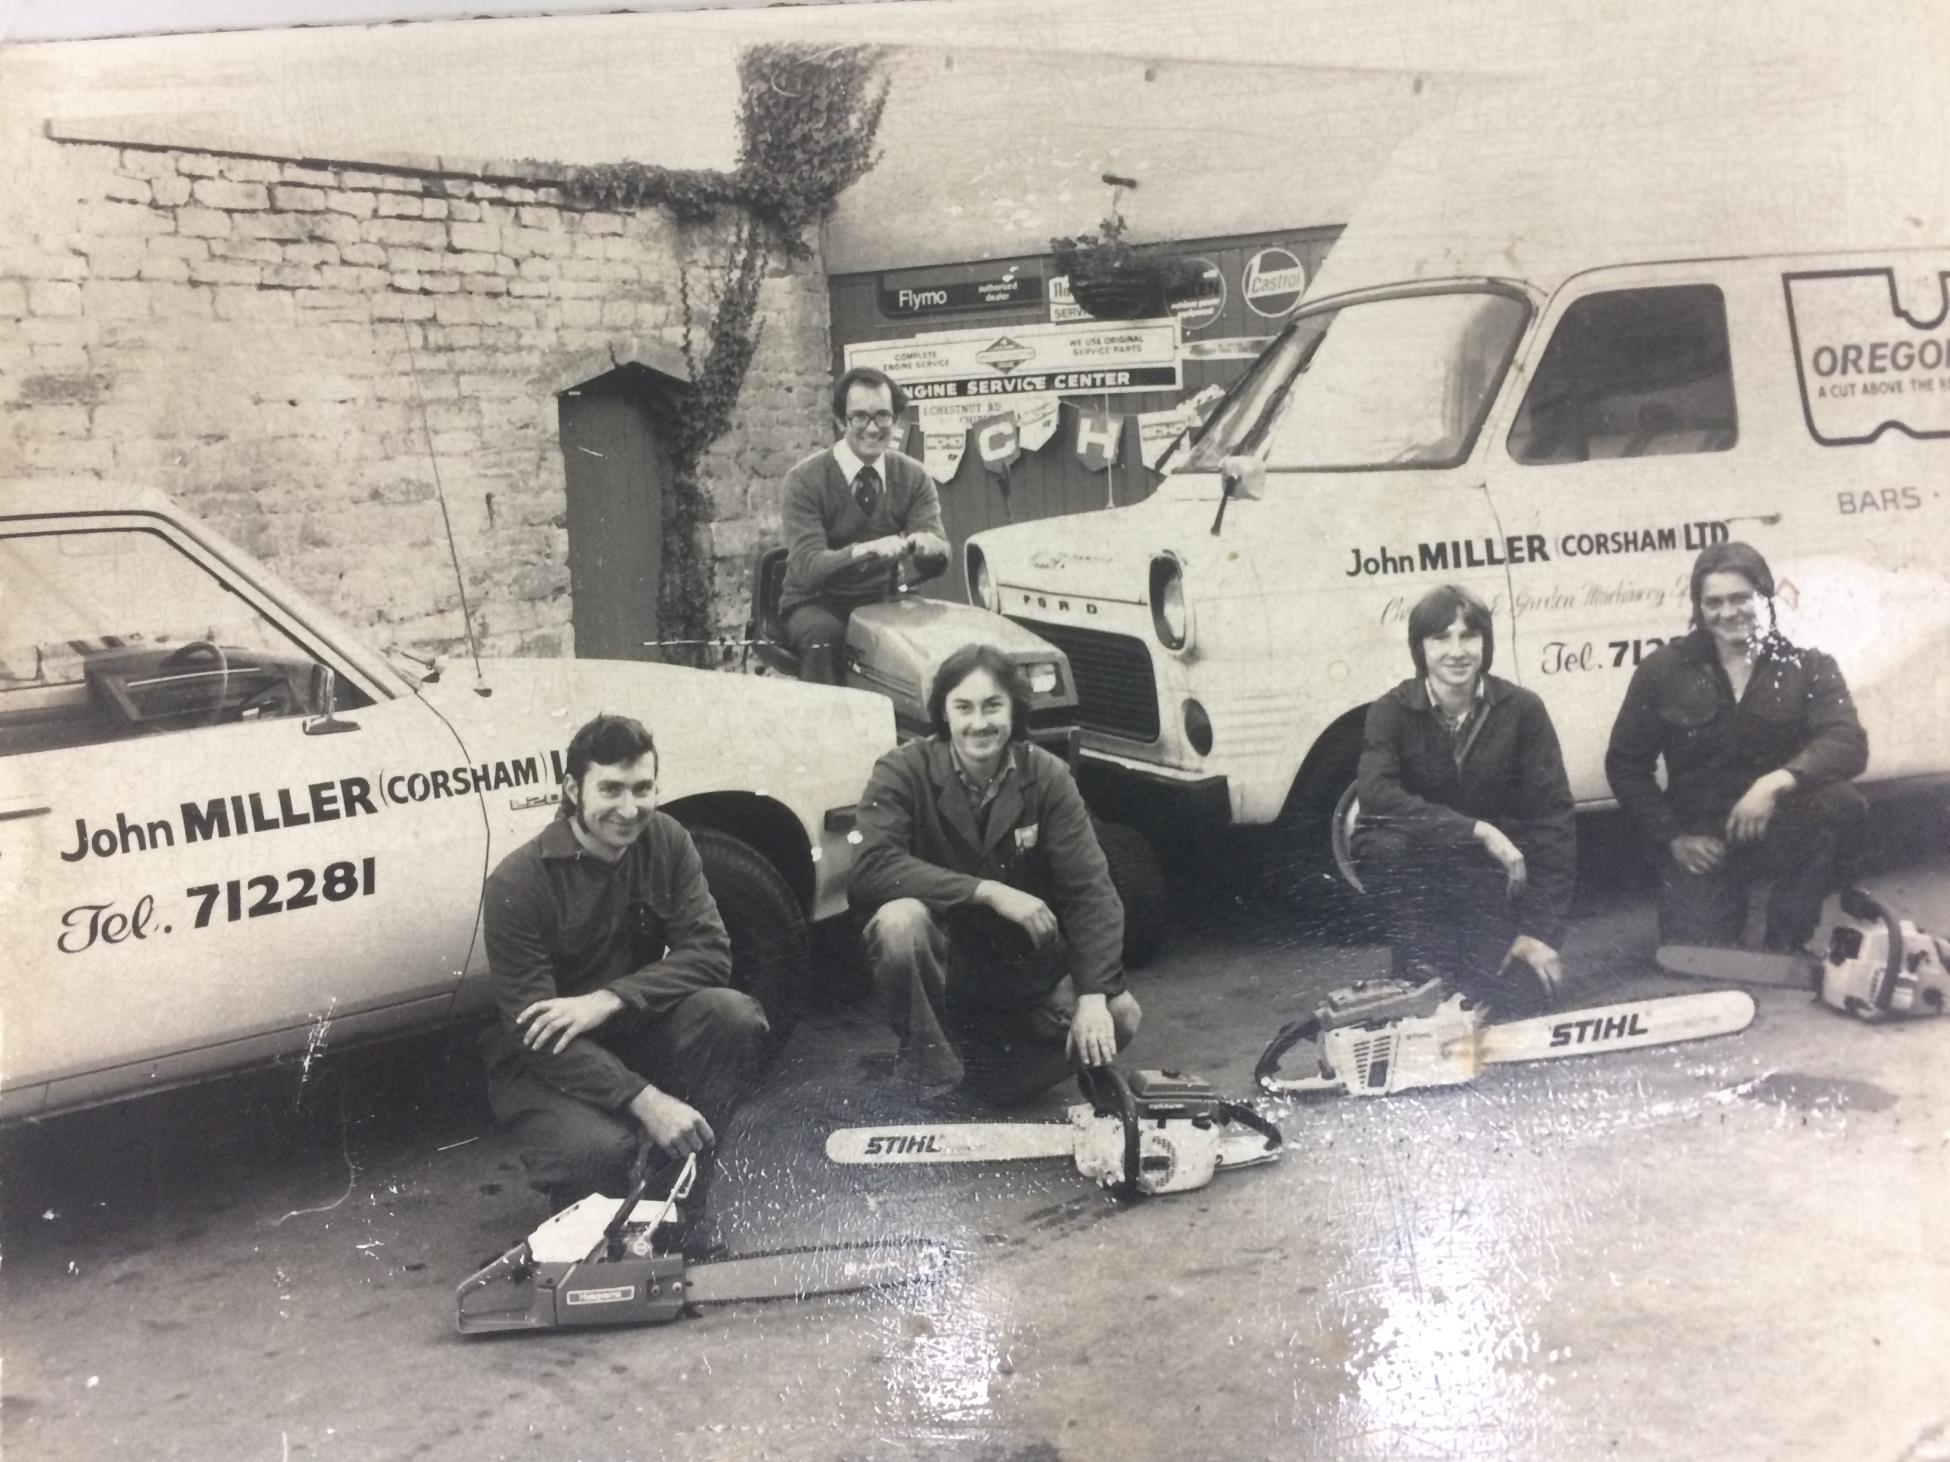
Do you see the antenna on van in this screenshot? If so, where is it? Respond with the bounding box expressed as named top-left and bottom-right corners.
top-left (400, 325), bottom-right (487, 693)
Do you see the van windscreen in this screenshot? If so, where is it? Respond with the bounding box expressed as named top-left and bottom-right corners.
top-left (1183, 289), bottom-right (1528, 473)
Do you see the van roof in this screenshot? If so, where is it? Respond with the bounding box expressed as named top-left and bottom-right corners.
top-left (1306, 50), bottom-right (1950, 302)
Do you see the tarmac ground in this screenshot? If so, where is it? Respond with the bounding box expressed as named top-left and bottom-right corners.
top-left (4, 806), bottom-right (1948, 1462)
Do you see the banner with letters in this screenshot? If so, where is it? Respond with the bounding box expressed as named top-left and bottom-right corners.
top-left (1073, 407), bottom-right (1125, 471)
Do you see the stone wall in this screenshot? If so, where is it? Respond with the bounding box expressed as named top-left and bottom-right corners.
top-left (0, 138), bottom-right (834, 660)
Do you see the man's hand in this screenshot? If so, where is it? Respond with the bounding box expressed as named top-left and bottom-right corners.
top-left (905, 530), bottom-right (950, 562)
top-left (516, 989), bottom-right (625, 1054)
top-left (627, 1084), bottom-right (714, 1160)
top-left (978, 880), bottom-right (1059, 946)
top-left (1726, 769), bottom-right (1796, 845)
top-left (1669, 834), bottom-right (1727, 875)
top-left (849, 535), bottom-right (907, 563)
top-left (1474, 821), bottom-right (1528, 895)
top-left (1067, 991), bottom-right (1141, 1067)
top-left (1503, 935), bottom-right (1566, 1005)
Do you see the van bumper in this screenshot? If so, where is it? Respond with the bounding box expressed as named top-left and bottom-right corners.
top-left (1073, 756), bottom-right (1233, 828)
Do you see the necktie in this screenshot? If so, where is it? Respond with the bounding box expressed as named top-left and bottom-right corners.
top-left (852, 466), bottom-right (881, 519)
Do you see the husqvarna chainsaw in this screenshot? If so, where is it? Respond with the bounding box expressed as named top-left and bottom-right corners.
top-left (1256, 978), bottom-right (1756, 1097)
top-left (456, 1152), bottom-right (947, 1335)
top-left (1658, 887), bottom-right (1950, 1022)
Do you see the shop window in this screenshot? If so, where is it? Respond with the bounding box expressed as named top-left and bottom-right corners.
top-left (1507, 284), bottom-right (1737, 464)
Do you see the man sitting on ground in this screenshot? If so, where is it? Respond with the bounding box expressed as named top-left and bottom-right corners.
top-left (479, 713), bottom-right (769, 1246)
top-left (851, 643), bottom-right (1142, 1105)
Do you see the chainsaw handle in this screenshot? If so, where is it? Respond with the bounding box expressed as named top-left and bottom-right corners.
top-left (595, 1148), bottom-right (699, 1261)
top-left (1078, 1065), bottom-right (1142, 1198)
top-left (1838, 887), bottom-right (1906, 1011)
top-left (1254, 1014), bottom-right (1323, 1092)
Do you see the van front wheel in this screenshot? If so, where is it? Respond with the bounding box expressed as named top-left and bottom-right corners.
top-left (1330, 780), bottom-right (1367, 894)
top-left (691, 827), bottom-right (811, 1042)
top-left (1279, 753), bottom-right (1380, 941)
top-left (1094, 819), bottom-right (1168, 968)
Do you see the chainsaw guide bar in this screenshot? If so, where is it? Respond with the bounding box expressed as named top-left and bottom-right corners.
top-left (1257, 983), bottom-right (1757, 1097)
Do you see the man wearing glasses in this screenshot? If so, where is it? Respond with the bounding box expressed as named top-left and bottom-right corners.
top-left (778, 366), bottom-right (951, 684)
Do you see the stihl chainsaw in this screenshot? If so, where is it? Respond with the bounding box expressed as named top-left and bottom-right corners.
top-left (1658, 887), bottom-right (1950, 1022)
top-left (1256, 978), bottom-right (1756, 1097)
top-left (456, 1152), bottom-right (946, 1335)
top-left (825, 1067), bottom-right (1282, 1197)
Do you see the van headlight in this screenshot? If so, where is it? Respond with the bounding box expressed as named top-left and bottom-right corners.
top-left (968, 546), bottom-right (999, 612)
top-left (1026, 661), bottom-right (1061, 696)
top-left (1150, 554), bottom-right (1189, 651)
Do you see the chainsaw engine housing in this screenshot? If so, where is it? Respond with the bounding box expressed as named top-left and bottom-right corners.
top-left (1821, 918), bottom-right (1950, 1021)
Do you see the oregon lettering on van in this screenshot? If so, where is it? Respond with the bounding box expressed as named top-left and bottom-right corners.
top-left (57, 754), bottom-right (547, 864)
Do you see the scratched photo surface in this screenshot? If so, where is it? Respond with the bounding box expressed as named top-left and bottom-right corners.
top-left (2, 2), bottom-right (1947, 1459)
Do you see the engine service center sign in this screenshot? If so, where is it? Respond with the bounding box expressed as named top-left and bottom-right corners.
top-left (844, 320), bottom-right (1182, 402)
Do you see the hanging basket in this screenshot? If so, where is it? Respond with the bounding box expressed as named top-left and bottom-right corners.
top-left (1066, 269), bottom-right (1171, 321)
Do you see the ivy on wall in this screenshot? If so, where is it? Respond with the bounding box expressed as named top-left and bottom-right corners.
top-left (549, 42), bottom-right (887, 667)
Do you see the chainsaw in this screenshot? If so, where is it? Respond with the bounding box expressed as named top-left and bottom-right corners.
top-left (1255, 978), bottom-right (1757, 1097)
top-left (455, 1152), bottom-right (947, 1335)
top-left (1658, 887), bottom-right (1950, 1022)
top-left (825, 1067), bottom-right (1282, 1197)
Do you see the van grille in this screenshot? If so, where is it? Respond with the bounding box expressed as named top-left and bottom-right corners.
top-left (1010, 618), bottom-right (1160, 743)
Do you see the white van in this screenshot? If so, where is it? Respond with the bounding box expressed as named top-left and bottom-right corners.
top-left (964, 61), bottom-right (1950, 881)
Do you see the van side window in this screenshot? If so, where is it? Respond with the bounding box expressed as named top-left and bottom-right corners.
top-left (0, 527), bottom-right (368, 757)
top-left (1507, 284), bottom-right (1737, 464)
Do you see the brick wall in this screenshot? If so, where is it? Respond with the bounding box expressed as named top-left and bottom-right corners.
top-left (0, 140), bottom-right (834, 660)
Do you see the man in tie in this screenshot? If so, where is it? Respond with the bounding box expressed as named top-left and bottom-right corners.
top-left (778, 367), bottom-right (951, 684)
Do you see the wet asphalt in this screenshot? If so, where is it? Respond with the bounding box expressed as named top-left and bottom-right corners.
top-left (4, 807), bottom-right (1948, 1462)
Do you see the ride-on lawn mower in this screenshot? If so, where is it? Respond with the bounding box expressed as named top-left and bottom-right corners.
top-left (745, 542), bottom-right (1167, 966)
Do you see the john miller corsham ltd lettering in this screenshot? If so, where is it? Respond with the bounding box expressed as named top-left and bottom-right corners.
top-left (1345, 522), bottom-right (1730, 579)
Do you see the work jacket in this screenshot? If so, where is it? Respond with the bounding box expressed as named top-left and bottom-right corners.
top-left (1605, 628), bottom-right (1868, 844)
top-left (481, 812), bottom-right (733, 1110)
top-left (851, 737), bottom-right (1127, 1003)
top-left (1356, 673), bottom-right (1577, 946)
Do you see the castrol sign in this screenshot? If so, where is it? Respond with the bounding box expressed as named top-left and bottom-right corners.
top-left (1243, 247), bottom-right (1307, 319)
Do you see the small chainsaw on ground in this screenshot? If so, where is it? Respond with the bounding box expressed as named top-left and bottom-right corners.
top-left (1255, 978), bottom-right (1757, 1097)
top-left (1658, 887), bottom-right (1950, 1022)
top-left (455, 1152), bottom-right (946, 1335)
top-left (824, 1067), bottom-right (1282, 1197)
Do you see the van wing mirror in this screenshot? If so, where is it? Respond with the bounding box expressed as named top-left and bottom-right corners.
top-left (303, 664), bottom-right (360, 736)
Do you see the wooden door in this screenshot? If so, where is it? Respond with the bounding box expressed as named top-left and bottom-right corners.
top-left (559, 371), bottom-right (668, 661)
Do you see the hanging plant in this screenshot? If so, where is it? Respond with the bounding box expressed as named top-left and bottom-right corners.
top-left (1050, 212), bottom-right (1204, 321)
top-left (542, 43), bottom-right (889, 667)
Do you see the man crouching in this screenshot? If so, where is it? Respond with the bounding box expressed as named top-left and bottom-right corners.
top-left (852, 643), bottom-right (1141, 1105)
top-left (480, 713), bottom-right (769, 1235)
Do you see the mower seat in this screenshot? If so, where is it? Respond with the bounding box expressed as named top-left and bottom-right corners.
top-left (745, 546), bottom-right (797, 676)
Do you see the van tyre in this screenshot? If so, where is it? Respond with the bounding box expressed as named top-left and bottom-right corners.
top-left (690, 828), bottom-right (811, 1042)
top-left (1280, 756), bottom-right (1382, 943)
top-left (1094, 819), bottom-right (1168, 968)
